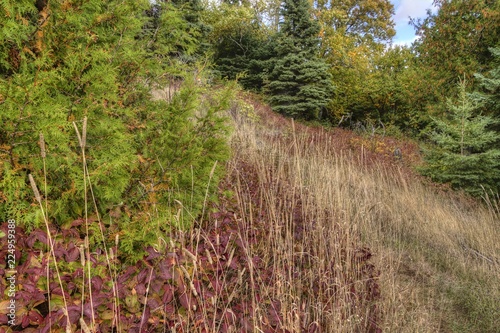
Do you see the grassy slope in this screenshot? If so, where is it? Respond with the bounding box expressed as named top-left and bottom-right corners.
top-left (1, 91), bottom-right (498, 332)
top-left (227, 94), bottom-right (500, 332)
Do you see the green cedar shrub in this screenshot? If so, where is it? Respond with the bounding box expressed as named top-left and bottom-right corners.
top-left (0, 0), bottom-right (231, 260)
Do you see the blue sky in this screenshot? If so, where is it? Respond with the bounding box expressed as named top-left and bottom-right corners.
top-left (390, 0), bottom-right (438, 46)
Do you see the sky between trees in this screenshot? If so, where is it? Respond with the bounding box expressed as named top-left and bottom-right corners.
top-left (391, 0), bottom-right (437, 45)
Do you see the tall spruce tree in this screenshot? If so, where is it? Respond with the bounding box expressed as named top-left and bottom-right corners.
top-left (266, 0), bottom-right (333, 120)
top-left (420, 79), bottom-right (500, 196)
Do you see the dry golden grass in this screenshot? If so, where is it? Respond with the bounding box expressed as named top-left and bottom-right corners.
top-left (226, 96), bottom-right (500, 332)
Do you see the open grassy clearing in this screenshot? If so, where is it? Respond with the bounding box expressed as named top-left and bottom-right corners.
top-left (227, 94), bottom-right (500, 332)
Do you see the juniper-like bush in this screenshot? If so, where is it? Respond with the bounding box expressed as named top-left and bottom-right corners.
top-left (0, 0), bottom-right (231, 259)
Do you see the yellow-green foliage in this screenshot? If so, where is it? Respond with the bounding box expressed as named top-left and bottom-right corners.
top-left (0, 0), bottom-right (232, 259)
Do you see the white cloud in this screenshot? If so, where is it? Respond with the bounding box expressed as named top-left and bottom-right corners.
top-left (393, 0), bottom-right (436, 25)
top-left (390, 0), bottom-right (437, 45)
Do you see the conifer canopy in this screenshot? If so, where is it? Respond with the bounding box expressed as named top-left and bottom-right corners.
top-left (420, 79), bottom-right (500, 196)
top-left (266, 0), bottom-right (334, 120)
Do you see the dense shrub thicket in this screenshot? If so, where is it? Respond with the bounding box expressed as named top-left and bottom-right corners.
top-left (0, 0), bottom-right (232, 258)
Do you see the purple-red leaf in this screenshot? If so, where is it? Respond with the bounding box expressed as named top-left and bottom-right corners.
top-left (91, 276), bottom-right (103, 292)
top-left (145, 246), bottom-right (161, 260)
top-left (65, 243), bottom-right (80, 262)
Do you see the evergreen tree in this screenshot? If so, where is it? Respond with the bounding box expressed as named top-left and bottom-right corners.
top-left (214, 30), bottom-right (274, 90)
top-left (144, 0), bottom-right (207, 69)
top-left (420, 79), bottom-right (500, 196)
top-left (203, 2), bottom-right (273, 91)
top-left (171, 0), bottom-right (212, 60)
top-left (266, 0), bottom-right (333, 120)
top-left (474, 47), bottom-right (500, 119)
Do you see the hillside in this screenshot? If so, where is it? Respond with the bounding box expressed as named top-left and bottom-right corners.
top-left (227, 94), bottom-right (500, 332)
top-left (1, 1), bottom-right (499, 332)
top-left (1, 92), bottom-right (499, 332)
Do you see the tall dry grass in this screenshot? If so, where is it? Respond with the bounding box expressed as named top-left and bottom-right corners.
top-left (226, 97), bottom-right (500, 332)
top-left (226, 108), bottom-right (382, 332)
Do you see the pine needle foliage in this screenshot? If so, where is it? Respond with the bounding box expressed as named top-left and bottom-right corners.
top-left (474, 47), bottom-right (500, 119)
top-left (266, 0), bottom-right (333, 120)
top-left (420, 79), bottom-right (500, 196)
top-left (202, 2), bottom-right (274, 91)
top-left (0, 0), bottom-right (231, 256)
